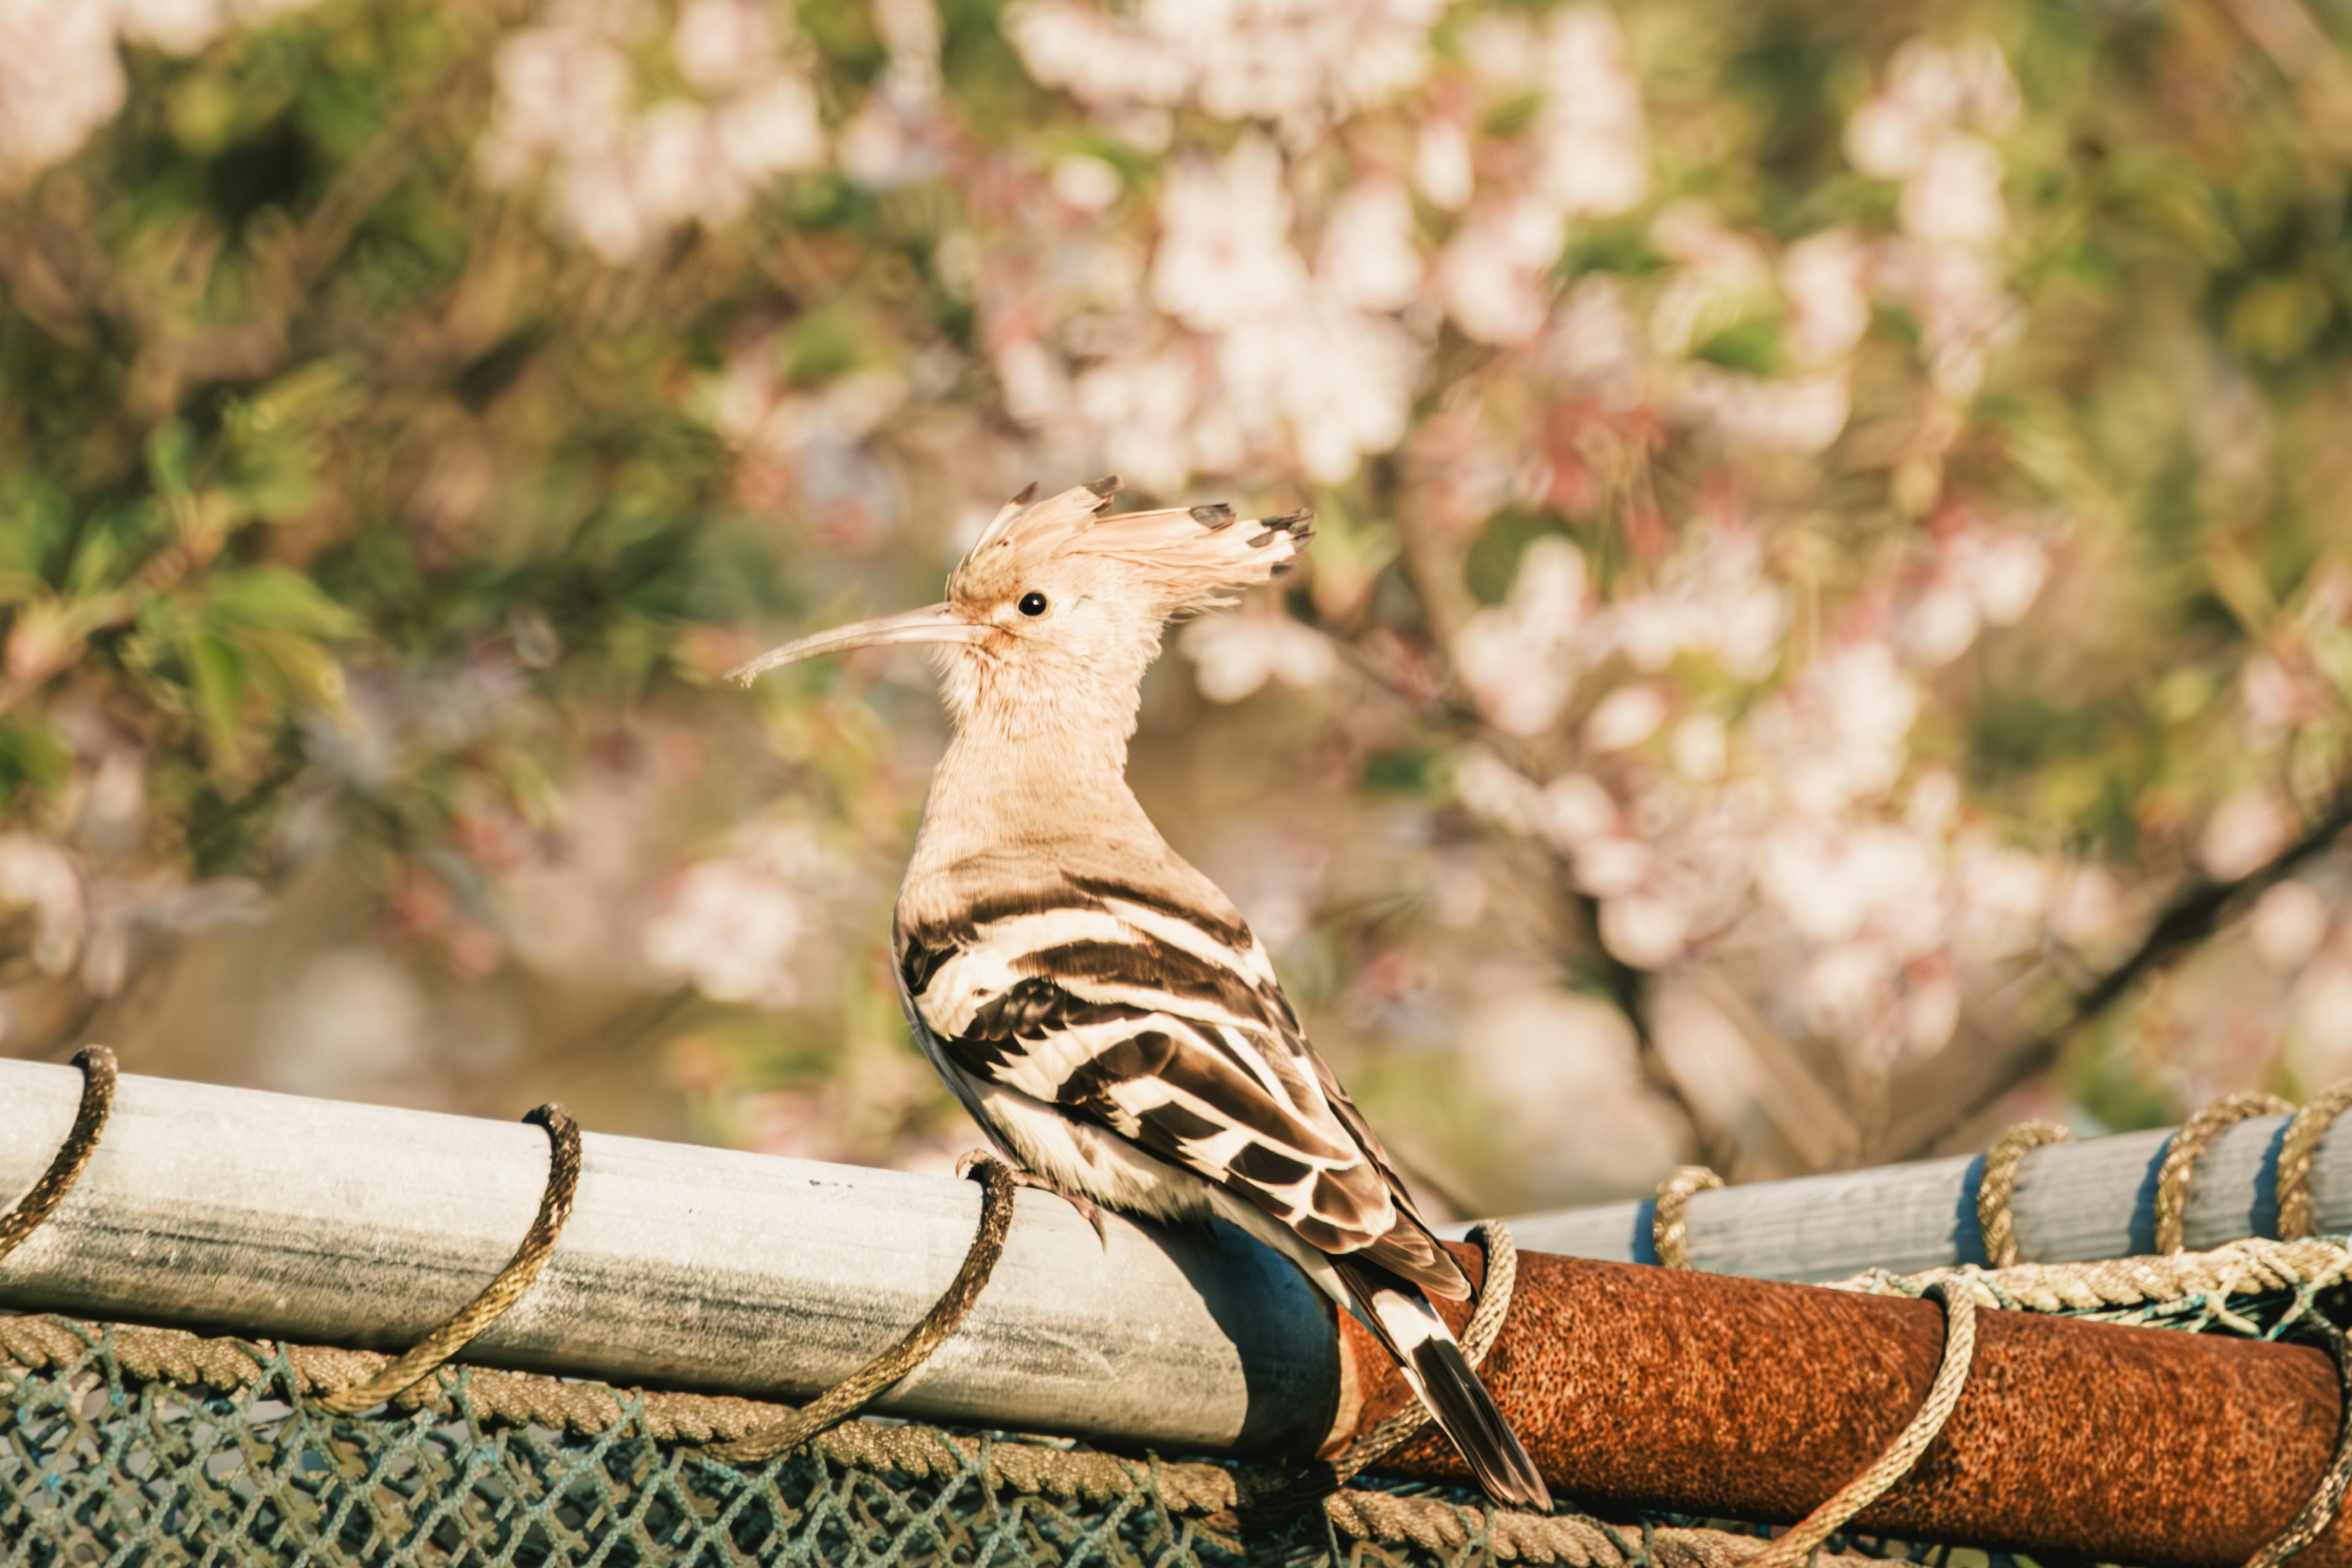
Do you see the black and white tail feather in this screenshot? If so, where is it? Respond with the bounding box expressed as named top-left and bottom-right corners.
top-left (1333, 1257), bottom-right (1547, 1509)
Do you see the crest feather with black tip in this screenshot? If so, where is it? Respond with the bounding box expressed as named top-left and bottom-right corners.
top-left (952, 478), bottom-right (1313, 619)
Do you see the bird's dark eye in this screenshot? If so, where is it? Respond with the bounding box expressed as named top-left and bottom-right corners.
top-left (1018, 592), bottom-right (1049, 617)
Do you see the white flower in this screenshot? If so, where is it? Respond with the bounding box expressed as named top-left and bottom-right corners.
top-left (1072, 347), bottom-right (1202, 493)
top-left (1949, 835), bottom-right (2048, 965)
top-left (631, 100), bottom-right (727, 227)
top-left (1951, 527), bottom-right (2046, 625)
top-left (1441, 200), bottom-right (1566, 345)
top-left (557, 151), bottom-right (656, 263)
top-left (1805, 940), bottom-right (1894, 1039)
top-left (1152, 138), bottom-right (1309, 332)
top-left (1672, 367), bottom-right (1852, 456)
top-left (1764, 641), bottom-right (1920, 813)
top-left (1586, 683), bottom-right (1668, 752)
top-left (2201, 786), bottom-right (2293, 881)
top-left (117, 0), bottom-right (225, 55)
top-left (1177, 614), bottom-right (1339, 703)
top-left (478, 26), bottom-right (631, 186)
top-left (1218, 295), bottom-right (1420, 482)
top-left (1670, 715), bottom-right (1728, 782)
top-left (1050, 153), bottom-right (1125, 212)
top-left (1781, 229), bottom-right (1872, 368)
top-left (1453, 749), bottom-right (1545, 834)
top-left (0, 0), bottom-right (124, 187)
top-left (1901, 962), bottom-right (1962, 1057)
top-left (1545, 276), bottom-right (1650, 411)
top-left (716, 75), bottom-right (826, 181)
top-left (1317, 179), bottom-right (1423, 313)
top-left (1461, 13), bottom-right (1539, 88)
top-left (1006, 0), bottom-right (1446, 131)
top-left (1899, 577), bottom-right (1980, 666)
top-left (1455, 537), bottom-right (1588, 733)
top-left (673, 0), bottom-right (782, 94)
top-left (1538, 772), bottom-right (1618, 850)
top-left (1845, 37), bottom-right (2019, 179)
top-left (2251, 881), bottom-right (2330, 971)
top-left (1573, 834), bottom-right (1653, 897)
top-left (2049, 863), bottom-right (2126, 948)
top-left (1600, 892), bottom-right (1690, 967)
top-left (1531, 4), bottom-right (1648, 219)
top-left (1413, 119), bottom-right (1474, 211)
top-left (1901, 134), bottom-right (2007, 249)
top-left (997, 336), bottom-right (1074, 426)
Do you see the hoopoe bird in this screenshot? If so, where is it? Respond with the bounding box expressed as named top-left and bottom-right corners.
top-left (731, 478), bottom-right (1551, 1510)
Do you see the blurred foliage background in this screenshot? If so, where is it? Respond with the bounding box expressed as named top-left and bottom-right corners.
top-left (6, 0), bottom-right (2352, 1216)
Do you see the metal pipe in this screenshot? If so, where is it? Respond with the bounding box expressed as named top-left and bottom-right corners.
top-left (0, 1059), bottom-right (1337, 1453)
top-left (0, 1058), bottom-right (2341, 1566)
top-left (1332, 1243), bottom-right (2348, 1568)
top-left (1488, 1111), bottom-right (2341, 1281)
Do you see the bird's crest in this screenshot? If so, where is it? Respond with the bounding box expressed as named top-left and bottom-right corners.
top-left (951, 478), bottom-right (1313, 618)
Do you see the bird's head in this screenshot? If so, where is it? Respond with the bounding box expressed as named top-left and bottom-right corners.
top-left (729, 478), bottom-right (1311, 734)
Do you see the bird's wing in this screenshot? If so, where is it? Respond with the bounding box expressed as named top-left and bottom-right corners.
top-left (897, 869), bottom-right (1467, 1298)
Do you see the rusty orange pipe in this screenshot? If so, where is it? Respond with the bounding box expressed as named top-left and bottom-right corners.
top-left (1322, 1244), bottom-right (2343, 1567)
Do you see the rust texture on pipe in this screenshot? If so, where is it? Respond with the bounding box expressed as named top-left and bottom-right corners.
top-left (1326, 1244), bottom-right (2346, 1568)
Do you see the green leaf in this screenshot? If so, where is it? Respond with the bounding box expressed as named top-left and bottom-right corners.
top-left (0, 717), bottom-right (70, 803)
top-left (190, 635), bottom-right (246, 763)
top-left (1480, 89), bottom-right (1545, 138)
top-left (146, 423), bottom-right (198, 507)
top-left (1691, 315), bottom-right (1787, 376)
top-left (206, 567), bottom-right (363, 640)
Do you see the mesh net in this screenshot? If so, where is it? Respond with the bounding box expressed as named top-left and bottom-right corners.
top-left (0, 1239), bottom-right (2342, 1567)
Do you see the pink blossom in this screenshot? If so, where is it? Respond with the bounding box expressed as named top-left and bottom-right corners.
top-left (1177, 614), bottom-right (1340, 703)
top-left (1532, 4), bottom-right (1648, 219)
top-left (1050, 153), bottom-right (1125, 212)
top-left (1586, 683), bottom-right (1669, 752)
top-left (674, 0), bottom-right (782, 95)
top-left (1317, 179), bottom-right (1425, 313)
top-left (1414, 119), bottom-right (1474, 211)
top-left (1442, 200), bottom-right (1566, 345)
top-left (1901, 134), bottom-right (2008, 249)
top-left (1600, 892), bottom-right (1691, 967)
top-left (2201, 786), bottom-right (2293, 881)
top-left (1152, 138), bottom-right (1309, 331)
top-left (2250, 881), bottom-right (2329, 971)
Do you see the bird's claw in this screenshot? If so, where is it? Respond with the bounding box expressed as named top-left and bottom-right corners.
top-left (956, 1150), bottom-right (1109, 1250)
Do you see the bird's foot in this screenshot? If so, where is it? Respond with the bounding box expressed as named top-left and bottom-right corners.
top-left (956, 1150), bottom-right (1109, 1248)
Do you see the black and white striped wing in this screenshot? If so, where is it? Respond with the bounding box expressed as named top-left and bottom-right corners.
top-left (898, 874), bottom-right (1465, 1297)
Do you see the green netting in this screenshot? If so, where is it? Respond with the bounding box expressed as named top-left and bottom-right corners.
top-left (0, 1329), bottom-right (1229, 1568)
top-left (0, 1319), bottom-right (1940, 1568)
top-left (0, 1238), bottom-right (2341, 1568)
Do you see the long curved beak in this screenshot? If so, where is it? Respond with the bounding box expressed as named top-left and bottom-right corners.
top-left (726, 601), bottom-right (986, 685)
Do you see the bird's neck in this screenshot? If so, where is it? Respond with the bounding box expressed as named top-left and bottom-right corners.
top-left (907, 682), bottom-right (1160, 878)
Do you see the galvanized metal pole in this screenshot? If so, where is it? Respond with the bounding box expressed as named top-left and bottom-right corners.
top-left (1486, 1112), bottom-right (2343, 1281)
top-left (0, 1058), bottom-right (1338, 1454)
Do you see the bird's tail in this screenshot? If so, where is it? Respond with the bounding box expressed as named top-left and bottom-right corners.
top-left (1332, 1256), bottom-right (1552, 1512)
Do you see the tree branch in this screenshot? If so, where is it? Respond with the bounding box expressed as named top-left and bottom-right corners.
top-left (1893, 785), bottom-right (2352, 1158)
